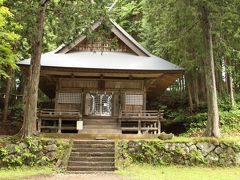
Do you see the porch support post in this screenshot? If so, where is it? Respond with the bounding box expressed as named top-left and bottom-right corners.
top-left (58, 118), bottom-right (62, 133)
top-left (37, 118), bottom-right (41, 133)
top-left (158, 120), bottom-right (161, 134)
top-left (138, 120), bottom-right (141, 134)
top-left (37, 110), bottom-right (41, 133)
top-left (158, 111), bottom-right (161, 134)
top-left (58, 112), bottom-right (62, 133)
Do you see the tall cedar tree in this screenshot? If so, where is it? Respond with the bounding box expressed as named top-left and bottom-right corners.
top-left (22, 0), bottom-right (49, 137)
top-left (200, 2), bottom-right (220, 137)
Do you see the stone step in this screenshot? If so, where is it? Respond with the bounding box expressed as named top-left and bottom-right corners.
top-left (71, 148), bottom-right (115, 153)
top-left (70, 152), bottom-right (115, 157)
top-left (68, 140), bottom-right (116, 172)
top-left (73, 144), bottom-right (115, 149)
top-left (67, 166), bottom-right (115, 172)
top-left (73, 140), bottom-right (115, 145)
top-left (68, 161), bottom-right (115, 167)
top-left (69, 157), bottom-right (115, 162)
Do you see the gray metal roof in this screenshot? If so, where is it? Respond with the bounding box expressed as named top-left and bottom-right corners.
top-left (110, 20), bottom-right (151, 57)
top-left (18, 51), bottom-right (183, 71)
top-left (18, 20), bottom-right (184, 72)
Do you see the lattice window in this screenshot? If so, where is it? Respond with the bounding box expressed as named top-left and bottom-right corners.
top-left (125, 94), bottom-right (144, 105)
top-left (58, 92), bottom-right (81, 104)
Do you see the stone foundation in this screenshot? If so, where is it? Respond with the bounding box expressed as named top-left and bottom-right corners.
top-left (117, 140), bottom-right (240, 166)
top-left (0, 138), bottom-right (70, 167)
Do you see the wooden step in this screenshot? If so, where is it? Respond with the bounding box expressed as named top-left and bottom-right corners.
top-left (73, 143), bottom-right (115, 149)
top-left (68, 161), bottom-right (115, 167)
top-left (69, 157), bottom-right (115, 162)
top-left (67, 140), bottom-right (115, 172)
top-left (67, 166), bottom-right (115, 171)
top-left (80, 129), bottom-right (121, 134)
top-left (73, 140), bottom-right (115, 144)
top-left (84, 125), bottom-right (118, 129)
top-left (70, 152), bottom-right (115, 157)
top-left (71, 147), bottom-right (114, 153)
top-left (83, 120), bottom-right (118, 124)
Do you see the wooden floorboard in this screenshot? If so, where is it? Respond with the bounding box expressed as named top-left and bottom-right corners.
top-left (41, 133), bottom-right (158, 139)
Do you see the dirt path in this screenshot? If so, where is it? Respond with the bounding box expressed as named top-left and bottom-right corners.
top-left (26, 173), bottom-right (126, 180)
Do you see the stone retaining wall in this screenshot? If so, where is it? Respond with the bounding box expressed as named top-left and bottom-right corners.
top-left (0, 138), bottom-right (70, 167)
top-left (116, 140), bottom-right (240, 166)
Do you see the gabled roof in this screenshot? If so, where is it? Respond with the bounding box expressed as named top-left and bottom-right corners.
top-left (18, 51), bottom-right (183, 72)
top-left (57, 20), bottom-right (151, 56)
top-left (18, 20), bottom-right (184, 73)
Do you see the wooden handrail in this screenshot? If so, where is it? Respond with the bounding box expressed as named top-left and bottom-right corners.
top-left (119, 109), bottom-right (164, 135)
top-left (37, 109), bottom-right (82, 133)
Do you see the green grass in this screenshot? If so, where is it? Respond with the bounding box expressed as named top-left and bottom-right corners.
top-left (117, 164), bottom-right (240, 180)
top-left (0, 166), bottom-right (54, 180)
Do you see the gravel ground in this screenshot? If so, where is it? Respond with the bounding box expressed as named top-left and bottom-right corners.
top-left (25, 173), bottom-right (126, 180)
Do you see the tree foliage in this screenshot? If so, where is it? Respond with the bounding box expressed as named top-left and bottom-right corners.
top-left (0, 0), bottom-right (21, 78)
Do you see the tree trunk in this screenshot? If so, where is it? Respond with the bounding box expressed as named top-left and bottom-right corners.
top-left (200, 2), bottom-right (220, 137)
top-left (229, 75), bottom-right (235, 107)
top-left (194, 72), bottom-right (199, 109)
top-left (22, 0), bottom-right (49, 137)
top-left (218, 59), bottom-right (224, 95)
top-left (188, 82), bottom-right (194, 112)
top-left (225, 59), bottom-right (235, 107)
top-left (2, 67), bottom-right (13, 126)
top-left (186, 74), bottom-right (194, 112)
top-left (198, 67), bottom-right (207, 105)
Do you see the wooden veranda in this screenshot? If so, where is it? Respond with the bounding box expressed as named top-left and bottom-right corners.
top-left (37, 109), bottom-right (163, 134)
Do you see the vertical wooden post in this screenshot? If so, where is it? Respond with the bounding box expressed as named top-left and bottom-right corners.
top-left (58, 118), bottom-right (62, 133)
top-left (37, 110), bottom-right (41, 132)
top-left (118, 111), bottom-right (122, 132)
top-left (80, 91), bottom-right (84, 116)
top-left (158, 120), bottom-right (161, 134)
top-left (78, 113), bottom-right (82, 134)
top-left (138, 120), bottom-right (141, 134)
top-left (158, 111), bottom-right (161, 134)
top-left (38, 118), bottom-right (42, 133)
top-left (58, 112), bottom-right (62, 133)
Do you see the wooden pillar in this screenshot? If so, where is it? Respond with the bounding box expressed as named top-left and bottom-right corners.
top-left (58, 112), bottom-right (62, 133)
top-left (143, 87), bottom-right (147, 110)
top-left (54, 79), bottom-right (60, 110)
top-left (37, 118), bottom-right (42, 133)
top-left (80, 90), bottom-right (84, 116)
top-left (118, 110), bottom-right (122, 132)
top-left (58, 118), bottom-right (62, 133)
top-left (158, 120), bottom-right (161, 134)
top-left (138, 120), bottom-right (141, 134)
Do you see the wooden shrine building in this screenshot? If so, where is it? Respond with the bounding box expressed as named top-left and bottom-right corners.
top-left (18, 20), bottom-right (184, 135)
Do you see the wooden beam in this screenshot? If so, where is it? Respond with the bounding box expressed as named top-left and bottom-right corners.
top-left (41, 70), bottom-right (163, 78)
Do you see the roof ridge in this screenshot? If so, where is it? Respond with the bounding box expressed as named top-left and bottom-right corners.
top-left (56, 19), bottom-right (151, 57)
top-left (110, 19), bottom-right (151, 57)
